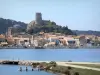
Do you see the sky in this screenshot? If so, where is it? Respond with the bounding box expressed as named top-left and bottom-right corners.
top-left (0, 0), bottom-right (100, 31)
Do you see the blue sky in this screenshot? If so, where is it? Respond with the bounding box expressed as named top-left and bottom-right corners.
top-left (0, 0), bottom-right (100, 31)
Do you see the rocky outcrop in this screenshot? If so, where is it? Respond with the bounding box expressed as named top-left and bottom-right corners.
top-left (27, 20), bottom-right (36, 31)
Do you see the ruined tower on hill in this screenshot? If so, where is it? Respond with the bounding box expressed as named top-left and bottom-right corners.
top-left (35, 13), bottom-right (43, 25)
top-left (27, 12), bottom-right (57, 32)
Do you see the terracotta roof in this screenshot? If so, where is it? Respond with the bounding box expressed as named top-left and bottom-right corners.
top-left (17, 35), bottom-right (33, 38)
top-left (48, 42), bottom-right (55, 45)
top-left (39, 32), bottom-right (44, 34)
top-left (0, 34), bottom-right (5, 38)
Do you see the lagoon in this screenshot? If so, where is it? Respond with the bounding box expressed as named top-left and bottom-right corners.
top-left (0, 65), bottom-right (54, 75)
top-left (0, 49), bottom-right (100, 62)
top-left (0, 49), bottom-right (100, 75)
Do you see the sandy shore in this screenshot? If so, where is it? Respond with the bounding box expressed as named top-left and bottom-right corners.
top-left (56, 62), bottom-right (100, 71)
top-left (0, 59), bottom-right (100, 71)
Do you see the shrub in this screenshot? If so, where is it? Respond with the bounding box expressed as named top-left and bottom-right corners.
top-left (49, 61), bottom-right (57, 67)
top-left (74, 72), bottom-right (80, 75)
top-left (64, 70), bottom-right (71, 75)
top-left (67, 66), bottom-right (72, 70)
top-left (41, 62), bottom-right (47, 66)
top-left (32, 62), bottom-right (40, 68)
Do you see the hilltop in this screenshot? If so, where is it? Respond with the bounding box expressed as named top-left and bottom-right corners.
top-left (0, 13), bottom-right (75, 35)
top-left (0, 17), bottom-right (74, 35)
top-left (26, 13), bottom-right (75, 35)
top-left (0, 18), bottom-right (27, 34)
top-left (73, 30), bottom-right (100, 36)
top-left (0, 12), bottom-right (99, 36)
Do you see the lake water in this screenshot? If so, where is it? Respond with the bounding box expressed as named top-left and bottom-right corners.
top-left (0, 49), bottom-right (100, 75)
top-left (0, 49), bottom-right (100, 62)
top-left (0, 65), bottom-right (54, 75)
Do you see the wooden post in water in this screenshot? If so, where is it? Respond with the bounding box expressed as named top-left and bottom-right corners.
top-left (19, 67), bottom-right (22, 71)
top-left (13, 58), bottom-right (14, 64)
top-left (32, 68), bottom-right (34, 71)
top-left (26, 67), bottom-right (28, 71)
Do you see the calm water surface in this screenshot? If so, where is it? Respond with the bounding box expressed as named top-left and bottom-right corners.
top-left (0, 49), bottom-right (100, 75)
top-left (0, 49), bottom-right (100, 62)
top-left (0, 65), bottom-right (54, 75)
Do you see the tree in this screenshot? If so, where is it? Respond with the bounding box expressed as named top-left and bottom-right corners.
top-left (38, 39), bottom-right (47, 47)
top-left (67, 66), bottom-right (72, 70)
top-left (93, 36), bottom-right (100, 46)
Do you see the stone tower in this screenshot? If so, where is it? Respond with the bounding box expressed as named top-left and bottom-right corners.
top-left (35, 12), bottom-right (43, 25)
top-left (8, 27), bottom-right (12, 36)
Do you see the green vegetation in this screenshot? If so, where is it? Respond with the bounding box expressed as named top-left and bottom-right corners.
top-left (32, 61), bottom-right (73, 75)
top-left (67, 64), bottom-right (100, 68)
top-left (31, 61), bottom-right (100, 75)
top-left (38, 39), bottom-right (47, 47)
top-left (93, 36), bottom-right (100, 46)
top-left (73, 30), bottom-right (100, 36)
top-left (0, 18), bottom-right (27, 34)
top-left (72, 67), bottom-right (100, 75)
top-left (27, 21), bottom-right (76, 35)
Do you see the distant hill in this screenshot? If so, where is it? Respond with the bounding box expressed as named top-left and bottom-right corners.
top-left (1, 18), bottom-right (99, 36)
top-left (73, 30), bottom-right (100, 36)
top-left (0, 18), bottom-right (27, 34)
top-left (26, 12), bottom-right (75, 35)
top-left (0, 18), bottom-right (75, 35)
top-left (27, 20), bottom-right (75, 35)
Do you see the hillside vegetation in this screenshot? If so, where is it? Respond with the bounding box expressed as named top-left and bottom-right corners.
top-left (0, 18), bottom-right (27, 34)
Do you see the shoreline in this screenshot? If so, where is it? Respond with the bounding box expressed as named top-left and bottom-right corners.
top-left (0, 47), bottom-right (100, 49)
top-left (0, 59), bottom-right (100, 65)
top-left (0, 45), bottom-right (100, 49)
top-left (0, 60), bottom-right (100, 75)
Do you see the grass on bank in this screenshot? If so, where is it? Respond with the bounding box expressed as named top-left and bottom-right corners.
top-left (67, 64), bottom-right (100, 68)
top-left (32, 61), bottom-right (100, 75)
top-left (72, 67), bottom-right (100, 75)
